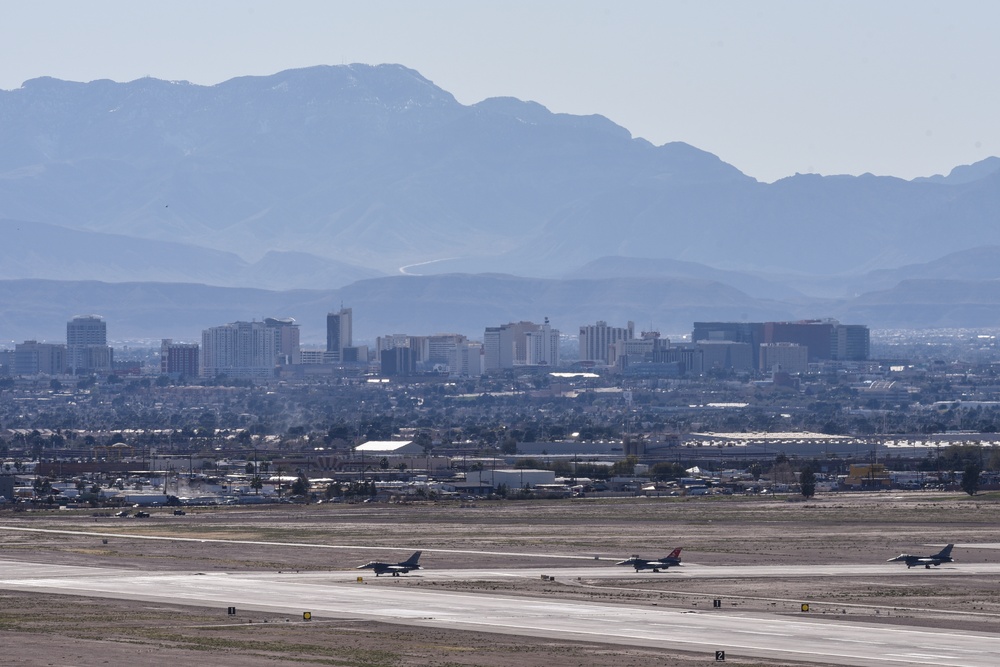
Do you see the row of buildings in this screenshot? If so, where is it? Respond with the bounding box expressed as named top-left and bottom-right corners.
top-left (598, 319), bottom-right (870, 377)
top-left (4, 316), bottom-right (115, 376)
top-left (3, 311), bottom-right (870, 380)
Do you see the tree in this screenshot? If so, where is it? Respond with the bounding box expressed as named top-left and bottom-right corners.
top-left (799, 466), bottom-right (817, 499)
top-left (649, 462), bottom-right (685, 481)
top-left (290, 472), bottom-right (310, 497)
top-left (961, 463), bottom-right (981, 496)
top-left (500, 435), bottom-right (518, 455)
top-left (610, 455), bottom-right (638, 477)
top-left (33, 477), bottom-right (53, 496)
top-left (414, 431), bottom-right (433, 455)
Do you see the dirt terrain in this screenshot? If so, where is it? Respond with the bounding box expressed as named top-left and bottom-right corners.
top-left (1, 491), bottom-right (997, 666)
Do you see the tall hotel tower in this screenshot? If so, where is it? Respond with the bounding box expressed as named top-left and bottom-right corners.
top-left (326, 307), bottom-right (353, 362)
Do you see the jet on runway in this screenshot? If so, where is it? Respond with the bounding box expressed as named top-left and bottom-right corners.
top-left (357, 551), bottom-right (422, 576)
top-left (887, 544), bottom-right (955, 569)
top-left (617, 547), bottom-right (682, 572)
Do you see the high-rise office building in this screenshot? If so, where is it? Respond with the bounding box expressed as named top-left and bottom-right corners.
top-left (14, 341), bottom-right (66, 376)
top-left (609, 331), bottom-right (669, 368)
top-left (460, 342), bottom-right (484, 376)
top-left (579, 320), bottom-right (634, 364)
top-left (160, 339), bottom-right (200, 377)
top-left (693, 320), bottom-right (870, 364)
top-left (376, 333), bottom-right (482, 376)
top-left (380, 346), bottom-right (416, 376)
top-left (692, 322), bottom-right (765, 366)
top-left (483, 320), bottom-right (559, 370)
top-left (525, 318), bottom-right (560, 366)
top-left (264, 317), bottom-right (301, 365)
top-left (764, 320), bottom-right (837, 361)
top-left (66, 315), bottom-right (113, 374)
top-left (200, 321), bottom-right (278, 379)
top-left (696, 340), bottom-right (754, 372)
top-left (326, 307), bottom-right (353, 362)
top-left (758, 342), bottom-right (809, 374)
top-left (834, 324), bottom-right (870, 361)
top-left (67, 315), bottom-right (106, 345)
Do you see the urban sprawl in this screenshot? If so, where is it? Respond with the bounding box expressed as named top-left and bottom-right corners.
top-left (1, 312), bottom-right (998, 507)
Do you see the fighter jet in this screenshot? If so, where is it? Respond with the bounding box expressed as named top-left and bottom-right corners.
top-left (617, 548), bottom-right (682, 572)
top-left (887, 544), bottom-right (955, 569)
top-left (357, 551), bottom-right (423, 576)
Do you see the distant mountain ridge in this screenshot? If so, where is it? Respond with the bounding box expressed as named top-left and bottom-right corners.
top-left (0, 219), bottom-right (382, 289)
top-left (8, 63), bottom-right (999, 279)
top-left (3, 64), bottom-right (1000, 333)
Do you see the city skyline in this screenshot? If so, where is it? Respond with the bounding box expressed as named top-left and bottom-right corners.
top-left (2, 311), bottom-right (870, 380)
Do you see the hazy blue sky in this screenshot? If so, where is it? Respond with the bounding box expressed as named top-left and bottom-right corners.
top-left (1, 1), bottom-right (996, 182)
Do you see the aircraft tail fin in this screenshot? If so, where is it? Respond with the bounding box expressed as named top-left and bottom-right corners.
top-left (402, 551), bottom-right (422, 567)
top-left (667, 547), bottom-right (682, 560)
top-left (937, 544), bottom-right (954, 558)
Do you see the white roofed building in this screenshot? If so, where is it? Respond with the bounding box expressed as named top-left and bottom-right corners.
top-left (354, 440), bottom-right (424, 456)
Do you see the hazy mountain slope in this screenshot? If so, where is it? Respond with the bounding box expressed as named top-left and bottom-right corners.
top-left (0, 219), bottom-right (382, 289)
top-left (245, 251), bottom-right (383, 290)
top-left (561, 256), bottom-right (807, 300)
top-left (862, 246), bottom-right (1000, 287)
top-left (0, 66), bottom-right (748, 273)
top-left (0, 218), bottom-right (245, 285)
top-left (2, 64), bottom-right (1000, 281)
top-left (835, 279), bottom-right (1000, 329)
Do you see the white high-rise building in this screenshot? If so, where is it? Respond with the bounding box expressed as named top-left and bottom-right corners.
top-left (67, 315), bottom-right (106, 346)
top-left (201, 321), bottom-right (278, 379)
top-left (264, 317), bottom-right (301, 365)
top-left (483, 320), bottom-right (559, 370)
top-left (460, 342), bottom-right (484, 376)
top-left (14, 341), bottom-right (67, 375)
top-left (376, 333), bottom-right (483, 377)
top-left (525, 318), bottom-right (560, 366)
top-left (579, 320), bottom-right (634, 364)
top-left (759, 342), bottom-right (808, 374)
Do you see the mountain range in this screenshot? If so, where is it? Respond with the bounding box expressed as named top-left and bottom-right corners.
top-left (3, 63), bottom-right (1000, 343)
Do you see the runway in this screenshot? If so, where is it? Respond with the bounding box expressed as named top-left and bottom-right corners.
top-left (2, 558), bottom-right (999, 666)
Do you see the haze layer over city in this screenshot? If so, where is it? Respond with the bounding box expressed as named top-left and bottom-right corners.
top-left (4, 4), bottom-right (1000, 667)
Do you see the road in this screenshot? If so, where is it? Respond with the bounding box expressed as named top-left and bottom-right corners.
top-left (2, 557), bottom-right (999, 666)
